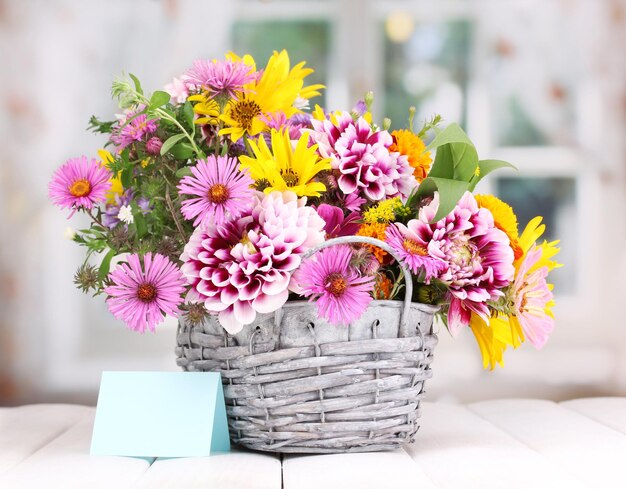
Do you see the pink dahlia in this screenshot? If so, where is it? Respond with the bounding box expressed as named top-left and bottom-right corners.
top-left (385, 223), bottom-right (446, 282)
top-left (177, 155), bottom-right (255, 226)
top-left (183, 59), bottom-right (256, 100)
top-left (110, 110), bottom-right (158, 151)
top-left (294, 245), bottom-right (373, 326)
top-left (48, 156), bottom-right (112, 216)
top-left (512, 246), bottom-right (555, 348)
top-left (104, 253), bottom-right (187, 333)
top-left (309, 112), bottom-right (417, 201)
top-left (181, 191), bottom-right (326, 333)
top-left (415, 192), bottom-right (515, 334)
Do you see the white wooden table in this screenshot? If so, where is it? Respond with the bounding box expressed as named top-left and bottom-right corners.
top-left (1, 398), bottom-right (625, 488)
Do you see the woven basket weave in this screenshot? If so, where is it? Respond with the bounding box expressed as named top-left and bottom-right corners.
top-left (175, 236), bottom-right (439, 453)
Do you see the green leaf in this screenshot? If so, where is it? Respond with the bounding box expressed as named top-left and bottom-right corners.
top-left (149, 90), bottom-right (171, 110)
top-left (182, 101), bottom-right (195, 128)
top-left (98, 248), bottom-right (117, 280)
top-left (416, 177), bottom-right (471, 223)
top-left (170, 142), bottom-right (195, 160)
top-left (120, 166), bottom-right (133, 188)
top-left (426, 123), bottom-right (473, 152)
top-left (129, 73), bottom-right (143, 95)
top-left (426, 123), bottom-right (478, 182)
top-left (468, 159), bottom-right (518, 191)
top-left (130, 201), bottom-right (148, 239)
top-left (160, 134), bottom-right (187, 156)
top-left (175, 166), bottom-right (193, 178)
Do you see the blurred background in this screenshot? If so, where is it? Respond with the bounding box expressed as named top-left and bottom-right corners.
top-left (1, 0), bottom-right (625, 406)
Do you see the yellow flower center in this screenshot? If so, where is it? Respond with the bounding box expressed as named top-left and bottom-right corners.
top-left (69, 179), bottom-right (91, 197)
top-left (327, 273), bottom-right (348, 297)
top-left (403, 239), bottom-right (428, 256)
top-left (281, 169), bottom-right (299, 187)
top-left (207, 183), bottom-right (229, 204)
top-left (231, 100), bottom-right (261, 130)
top-left (137, 283), bottom-right (157, 303)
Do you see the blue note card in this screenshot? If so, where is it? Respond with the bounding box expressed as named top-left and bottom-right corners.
top-left (91, 371), bottom-right (230, 457)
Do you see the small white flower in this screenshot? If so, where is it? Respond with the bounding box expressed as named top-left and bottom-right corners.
top-left (117, 205), bottom-right (134, 225)
top-left (63, 227), bottom-right (76, 240)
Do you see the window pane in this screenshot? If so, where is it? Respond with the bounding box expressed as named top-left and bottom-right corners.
top-left (382, 19), bottom-right (473, 131)
top-left (495, 177), bottom-right (576, 294)
top-left (232, 21), bottom-right (330, 107)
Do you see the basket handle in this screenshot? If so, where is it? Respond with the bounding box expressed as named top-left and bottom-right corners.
top-left (301, 236), bottom-right (413, 331)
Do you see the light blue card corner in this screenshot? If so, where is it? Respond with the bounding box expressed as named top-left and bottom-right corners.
top-left (90, 371), bottom-right (230, 458)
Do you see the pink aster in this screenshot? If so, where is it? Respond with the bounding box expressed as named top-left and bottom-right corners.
top-left (512, 246), bottom-right (555, 349)
top-left (110, 110), bottom-right (158, 152)
top-left (294, 245), bottom-right (373, 326)
top-left (181, 191), bottom-right (326, 334)
top-left (385, 223), bottom-right (446, 282)
top-left (177, 155), bottom-right (255, 227)
top-left (48, 156), bottom-right (112, 216)
top-left (308, 112), bottom-right (417, 202)
top-left (104, 253), bottom-right (187, 333)
top-left (183, 59), bottom-right (257, 100)
top-left (413, 192), bottom-right (515, 334)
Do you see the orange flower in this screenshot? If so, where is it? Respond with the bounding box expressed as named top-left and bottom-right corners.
top-left (389, 130), bottom-right (432, 182)
top-left (374, 273), bottom-right (393, 300)
top-left (356, 223), bottom-right (388, 262)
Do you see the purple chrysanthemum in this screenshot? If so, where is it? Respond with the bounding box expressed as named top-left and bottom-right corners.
top-left (183, 59), bottom-right (257, 100)
top-left (413, 192), bottom-right (515, 334)
top-left (181, 191), bottom-right (326, 334)
top-left (110, 110), bottom-right (158, 152)
top-left (309, 112), bottom-right (417, 202)
top-left (48, 156), bottom-right (112, 216)
top-left (105, 253), bottom-right (187, 333)
top-left (177, 155), bottom-right (255, 227)
top-left (385, 223), bottom-right (446, 282)
top-left (294, 245), bottom-right (373, 326)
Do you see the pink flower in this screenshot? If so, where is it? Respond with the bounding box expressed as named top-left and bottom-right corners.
top-left (164, 77), bottom-right (190, 104)
top-left (183, 59), bottom-right (257, 100)
top-left (181, 191), bottom-right (326, 333)
top-left (385, 223), bottom-right (446, 282)
top-left (110, 110), bottom-right (158, 151)
top-left (105, 253), bottom-right (187, 332)
top-left (316, 204), bottom-right (361, 238)
top-left (48, 156), bottom-right (112, 216)
top-left (178, 155), bottom-right (255, 227)
top-left (512, 246), bottom-right (554, 348)
top-left (146, 136), bottom-right (163, 155)
top-left (309, 112), bottom-right (417, 202)
top-left (414, 192), bottom-right (515, 334)
top-left (294, 245), bottom-right (373, 325)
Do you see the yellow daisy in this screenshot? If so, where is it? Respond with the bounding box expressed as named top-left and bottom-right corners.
top-left (516, 216), bottom-right (562, 272)
top-left (239, 129), bottom-right (330, 197)
top-left (469, 313), bottom-right (524, 370)
top-left (98, 149), bottom-right (123, 204)
top-left (188, 93), bottom-right (221, 125)
top-left (476, 194), bottom-right (523, 260)
top-left (220, 50), bottom-right (324, 142)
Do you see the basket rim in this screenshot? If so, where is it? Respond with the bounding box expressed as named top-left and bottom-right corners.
top-left (280, 299), bottom-right (440, 315)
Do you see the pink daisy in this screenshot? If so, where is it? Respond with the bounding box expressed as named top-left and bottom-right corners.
top-left (183, 59), bottom-right (257, 100)
top-left (512, 246), bottom-right (555, 349)
top-left (177, 155), bottom-right (255, 226)
top-left (294, 245), bottom-right (373, 326)
top-left (48, 156), bottom-right (112, 216)
top-left (110, 110), bottom-right (158, 152)
top-left (105, 253), bottom-right (187, 333)
top-left (385, 223), bottom-right (446, 282)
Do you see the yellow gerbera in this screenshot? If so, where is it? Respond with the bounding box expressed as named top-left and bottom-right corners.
top-left (389, 129), bottom-right (432, 182)
top-left (516, 216), bottom-right (562, 272)
top-left (476, 194), bottom-right (523, 260)
top-left (188, 93), bottom-right (220, 125)
top-left (98, 149), bottom-right (123, 204)
top-left (239, 129), bottom-right (330, 197)
top-left (220, 50), bottom-right (324, 141)
top-left (470, 313), bottom-right (524, 370)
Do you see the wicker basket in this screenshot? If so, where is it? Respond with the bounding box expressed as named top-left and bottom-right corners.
top-left (175, 236), bottom-right (439, 453)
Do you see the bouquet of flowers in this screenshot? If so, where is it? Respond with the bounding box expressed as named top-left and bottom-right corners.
top-left (49, 50), bottom-right (561, 369)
